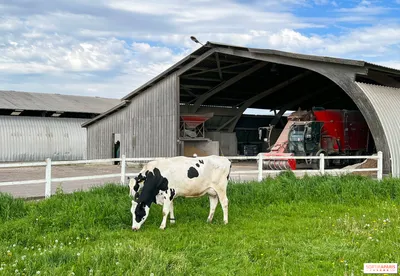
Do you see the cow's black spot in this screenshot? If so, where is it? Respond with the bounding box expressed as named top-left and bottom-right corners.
top-left (199, 160), bottom-right (204, 164)
top-left (187, 167), bottom-right (199, 179)
top-left (134, 202), bottom-right (146, 222)
top-left (133, 182), bottom-right (140, 192)
top-left (170, 188), bottom-right (176, 201)
top-left (196, 163), bottom-right (200, 167)
top-left (136, 168), bottom-right (169, 208)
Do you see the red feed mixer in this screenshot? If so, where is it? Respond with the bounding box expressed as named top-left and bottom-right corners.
top-left (259, 108), bottom-right (370, 170)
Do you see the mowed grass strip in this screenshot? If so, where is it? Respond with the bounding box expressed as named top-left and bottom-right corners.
top-left (1, 172), bottom-right (400, 275)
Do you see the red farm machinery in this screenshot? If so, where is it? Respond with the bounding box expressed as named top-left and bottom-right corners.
top-left (258, 107), bottom-right (371, 170)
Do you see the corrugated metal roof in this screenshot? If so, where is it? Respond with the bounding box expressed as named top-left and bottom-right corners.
top-left (0, 90), bottom-right (121, 114)
top-left (355, 82), bottom-right (400, 177)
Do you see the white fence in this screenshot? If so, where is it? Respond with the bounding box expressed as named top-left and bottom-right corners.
top-left (0, 152), bottom-right (383, 198)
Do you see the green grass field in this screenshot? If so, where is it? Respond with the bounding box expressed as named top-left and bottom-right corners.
top-left (1, 172), bottom-right (400, 275)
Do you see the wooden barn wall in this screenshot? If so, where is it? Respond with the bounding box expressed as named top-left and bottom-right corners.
top-left (87, 75), bottom-right (179, 159)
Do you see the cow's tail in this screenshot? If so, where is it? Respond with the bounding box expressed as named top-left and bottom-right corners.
top-left (227, 162), bottom-right (232, 181)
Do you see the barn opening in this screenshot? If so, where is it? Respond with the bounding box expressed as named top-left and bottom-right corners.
top-left (178, 51), bottom-right (377, 169)
top-left (84, 41), bottom-right (400, 175)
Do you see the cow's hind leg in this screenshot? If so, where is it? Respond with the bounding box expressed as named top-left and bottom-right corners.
top-left (160, 200), bottom-right (172, 230)
top-left (215, 184), bottom-right (229, 224)
top-left (207, 194), bottom-right (219, 223)
top-left (169, 200), bottom-right (176, 224)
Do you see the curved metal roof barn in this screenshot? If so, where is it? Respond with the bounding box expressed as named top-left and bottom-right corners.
top-left (0, 91), bottom-right (121, 161)
top-left (82, 42), bottom-right (400, 177)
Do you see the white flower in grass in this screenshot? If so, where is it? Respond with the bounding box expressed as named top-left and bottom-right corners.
top-left (36, 271), bottom-right (41, 275)
top-left (77, 252), bottom-right (81, 256)
top-left (86, 237), bottom-right (89, 240)
top-left (55, 240), bottom-right (58, 243)
top-left (116, 262), bottom-right (120, 265)
top-left (13, 244), bottom-right (16, 247)
top-left (0, 268), bottom-right (3, 271)
top-left (12, 264), bottom-right (16, 267)
top-left (21, 255), bottom-right (26, 260)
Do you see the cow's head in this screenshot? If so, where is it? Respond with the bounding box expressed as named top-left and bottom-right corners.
top-left (128, 173), bottom-right (146, 201)
top-left (131, 168), bottom-right (168, 230)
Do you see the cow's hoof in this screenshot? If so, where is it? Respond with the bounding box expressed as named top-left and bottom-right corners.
top-left (224, 220), bottom-right (228, 225)
top-left (159, 226), bottom-right (166, 230)
top-left (170, 219), bottom-right (176, 224)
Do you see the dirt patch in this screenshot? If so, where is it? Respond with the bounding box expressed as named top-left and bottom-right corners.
top-left (342, 156), bottom-right (378, 177)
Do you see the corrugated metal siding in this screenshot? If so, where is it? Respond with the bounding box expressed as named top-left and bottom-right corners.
top-left (0, 116), bottom-right (87, 162)
top-left (87, 75), bottom-right (179, 159)
top-left (356, 82), bottom-right (400, 177)
top-left (87, 108), bottom-right (128, 159)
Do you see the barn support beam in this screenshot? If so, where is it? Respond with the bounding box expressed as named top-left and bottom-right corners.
top-left (215, 53), bottom-right (223, 80)
top-left (180, 77), bottom-right (221, 82)
top-left (182, 60), bottom-right (255, 78)
top-left (176, 48), bottom-right (217, 76)
top-left (192, 62), bottom-right (268, 112)
top-left (217, 71), bottom-right (311, 132)
top-left (269, 84), bottom-right (336, 126)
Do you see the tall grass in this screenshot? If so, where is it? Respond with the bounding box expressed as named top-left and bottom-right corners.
top-left (1, 173), bottom-right (400, 275)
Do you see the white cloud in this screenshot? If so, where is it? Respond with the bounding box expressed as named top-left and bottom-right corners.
top-left (0, 0), bottom-right (399, 99)
top-left (335, 0), bottom-right (394, 15)
top-left (373, 61), bottom-right (400, 70)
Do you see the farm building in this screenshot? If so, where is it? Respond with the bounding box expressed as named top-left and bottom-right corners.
top-left (0, 90), bottom-right (120, 162)
top-left (82, 42), bottom-right (400, 177)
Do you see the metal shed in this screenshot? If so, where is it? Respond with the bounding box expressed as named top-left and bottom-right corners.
top-left (82, 42), bottom-right (400, 177)
top-left (0, 90), bottom-right (121, 162)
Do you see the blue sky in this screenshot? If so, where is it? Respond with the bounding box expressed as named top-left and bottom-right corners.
top-left (0, 0), bottom-right (399, 99)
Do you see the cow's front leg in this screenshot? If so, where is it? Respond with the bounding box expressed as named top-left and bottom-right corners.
top-left (169, 200), bottom-right (175, 224)
top-left (160, 199), bottom-right (171, 230)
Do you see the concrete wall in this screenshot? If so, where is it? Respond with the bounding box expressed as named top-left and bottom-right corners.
top-left (206, 132), bottom-right (238, 156)
top-left (182, 140), bottom-right (219, 156)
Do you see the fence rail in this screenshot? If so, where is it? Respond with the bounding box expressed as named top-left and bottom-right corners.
top-left (0, 151), bottom-right (383, 198)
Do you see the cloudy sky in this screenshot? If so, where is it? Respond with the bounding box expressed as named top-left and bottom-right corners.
top-left (0, 0), bottom-right (399, 99)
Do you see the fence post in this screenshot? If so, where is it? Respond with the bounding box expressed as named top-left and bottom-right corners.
top-left (319, 153), bottom-right (325, 175)
top-left (121, 154), bottom-right (126, 185)
top-left (258, 153), bottom-right (263, 182)
top-left (377, 151), bottom-right (383, 181)
top-left (45, 158), bottom-right (52, 198)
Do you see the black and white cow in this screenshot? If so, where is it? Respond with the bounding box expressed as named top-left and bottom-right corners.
top-left (128, 155), bottom-right (232, 230)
